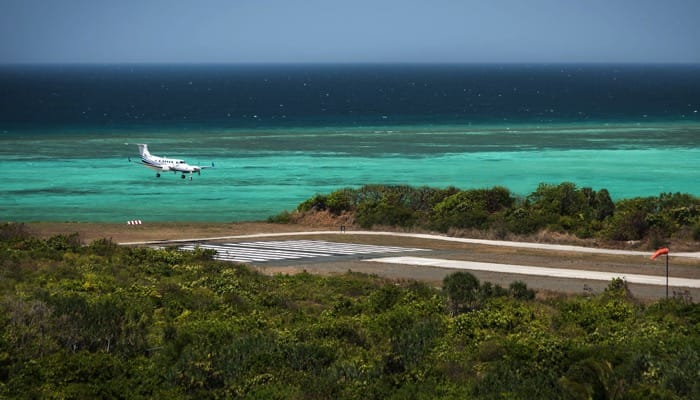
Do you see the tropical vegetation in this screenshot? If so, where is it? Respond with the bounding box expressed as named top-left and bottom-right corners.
top-left (1, 223), bottom-right (698, 398)
top-left (279, 182), bottom-right (700, 248)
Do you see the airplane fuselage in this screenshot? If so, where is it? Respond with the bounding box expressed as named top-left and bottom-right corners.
top-left (135, 144), bottom-right (207, 179)
top-left (141, 155), bottom-right (201, 173)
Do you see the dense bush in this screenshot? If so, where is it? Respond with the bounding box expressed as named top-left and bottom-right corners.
top-left (291, 183), bottom-right (700, 245)
top-left (1, 228), bottom-right (698, 398)
top-left (443, 272), bottom-right (534, 314)
top-left (430, 186), bottom-right (513, 231)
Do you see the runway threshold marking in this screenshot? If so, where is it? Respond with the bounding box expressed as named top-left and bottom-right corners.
top-left (366, 256), bottom-right (700, 288)
top-left (180, 240), bottom-right (426, 264)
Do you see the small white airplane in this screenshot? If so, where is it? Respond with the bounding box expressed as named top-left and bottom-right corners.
top-left (129, 144), bottom-right (213, 180)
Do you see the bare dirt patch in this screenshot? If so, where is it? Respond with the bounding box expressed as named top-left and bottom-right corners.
top-left (25, 221), bottom-right (321, 244)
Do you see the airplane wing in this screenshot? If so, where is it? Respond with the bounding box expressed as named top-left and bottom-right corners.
top-left (142, 164), bottom-right (168, 172)
top-left (128, 156), bottom-right (169, 172)
top-left (180, 162), bottom-right (215, 172)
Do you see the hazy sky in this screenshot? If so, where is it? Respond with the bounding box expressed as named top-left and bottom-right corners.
top-left (2, 0), bottom-right (699, 64)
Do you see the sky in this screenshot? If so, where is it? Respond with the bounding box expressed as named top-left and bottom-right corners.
top-left (1, 0), bottom-right (699, 64)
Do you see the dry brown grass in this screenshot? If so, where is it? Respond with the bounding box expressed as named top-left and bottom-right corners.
top-left (24, 221), bottom-right (319, 244)
top-left (287, 210), bottom-right (357, 229)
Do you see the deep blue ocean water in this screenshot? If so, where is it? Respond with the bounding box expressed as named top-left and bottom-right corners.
top-left (1, 64), bottom-right (699, 222)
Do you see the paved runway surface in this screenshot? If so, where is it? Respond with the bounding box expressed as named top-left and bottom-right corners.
top-left (367, 256), bottom-right (700, 289)
top-left (179, 240), bottom-right (427, 264)
top-left (128, 230), bottom-right (700, 259)
top-left (171, 235), bottom-right (698, 298)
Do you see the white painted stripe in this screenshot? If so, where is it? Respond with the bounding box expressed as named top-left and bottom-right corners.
top-left (366, 256), bottom-right (700, 289)
top-left (187, 252), bottom-right (292, 262)
top-left (244, 241), bottom-right (343, 252)
top-left (190, 247), bottom-right (315, 256)
top-left (225, 242), bottom-right (334, 256)
top-left (179, 240), bottom-right (427, 263)
top-left (192, 244), bottom-right (328, 258)
top-left (245, 240), bottom-right (422, 254)
top-left (192, 241), bottom-right (423, 256)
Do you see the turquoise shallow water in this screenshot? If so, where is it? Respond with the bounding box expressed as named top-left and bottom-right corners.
top-left (1, 122), bottom-right (698, 222)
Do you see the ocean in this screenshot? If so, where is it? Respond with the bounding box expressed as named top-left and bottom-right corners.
top-left (1, 64), bottom-right (699, 222)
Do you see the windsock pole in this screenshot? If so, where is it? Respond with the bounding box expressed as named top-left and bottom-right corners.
top-left (650, 248), bottom-right (670, 298)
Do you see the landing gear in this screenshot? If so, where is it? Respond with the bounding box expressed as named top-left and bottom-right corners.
top-left (181, 174), bottom-right (186, 179)
top-left (156, 173), bottom-right (161, 178)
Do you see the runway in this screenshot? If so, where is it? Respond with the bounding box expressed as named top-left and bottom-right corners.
top-left (152, 233), bottom-right (700, 299)
top-left (177, 238), bottom-right (700, 289)
top-left (366, 256), bottom-right (700, 289)
top-left (179, 240), bottom-right (427, 264)
top-left (126, 230), bottom-right (700, 259)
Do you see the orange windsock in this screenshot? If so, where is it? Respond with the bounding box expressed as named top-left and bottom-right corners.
top-left (650, 247), bottom-right (669, 260)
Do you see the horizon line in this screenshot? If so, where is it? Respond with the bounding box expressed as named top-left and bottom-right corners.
top-left (2, 61), bottom-right (700, 67)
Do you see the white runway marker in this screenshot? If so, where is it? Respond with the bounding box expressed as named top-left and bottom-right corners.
top-left (180, 240), bottom-right (426, 264)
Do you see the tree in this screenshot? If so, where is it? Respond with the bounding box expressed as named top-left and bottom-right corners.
top-left (595, 188), bottom-right (615, 221)
top-left (442, 272), bottom-right (480, 314)
top-left (603, 199), bottom-right (653, 241)
top-left (509, 281), bottom-right (535, 300)
top-left (326, 189), bottom-right (354, 214)
top-left (559, 359), bottom-right (625, 400)
top-left (528, 182), bottom-right (584, 217)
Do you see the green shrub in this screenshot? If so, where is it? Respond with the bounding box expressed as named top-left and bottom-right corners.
top-left (0, 222), bottom-right (32, 242)
top-left (288, 183), bottom-right (700, 244)
top-left (443, 272), bottom-right (480, 313)
top-left (46, 233), bottom-right (81, 251)
top-left (297, 194), bottom-right (328, 212)
top-left (693, 221), bottom-right (700, 241)
top-left (509, 281), bottom-right (535, 300)
top-left (2, 229), bottom-right (700, 398)
top-left (326, 189), bottom-right (354, 214)
top-left (267, 210), bottom-right (294, 223)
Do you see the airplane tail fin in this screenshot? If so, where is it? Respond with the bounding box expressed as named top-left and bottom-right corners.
top-left (137, 144), bottom-right (150, 157)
